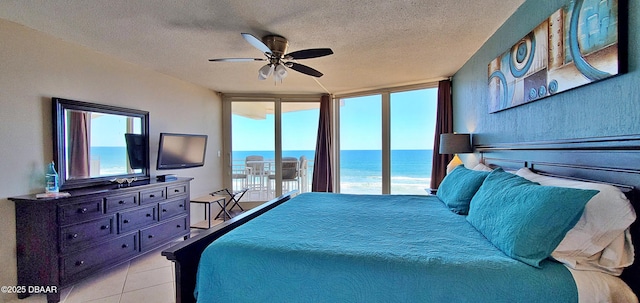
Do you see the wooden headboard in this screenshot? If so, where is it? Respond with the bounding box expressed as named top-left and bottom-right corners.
top-left (476, 135), bottom-right (640, 295)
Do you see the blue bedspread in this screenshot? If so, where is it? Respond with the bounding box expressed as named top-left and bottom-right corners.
top-left (195, 193), bottom-right (577, 303)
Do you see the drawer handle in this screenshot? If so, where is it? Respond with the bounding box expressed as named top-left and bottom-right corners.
top-left (148, 234), bottom-right (154, 239)
top-left (68, 233), bottom-right (79, 239)
top-left (176, 224), bottom-right (182, 228)
top-left (101, 225), bottom-right (110, 230)
top-left (118, 200), bottom-right (125, 204)
top-left (146, 213), bottom-right (152, 217)
top-left (123, 219), bottom-right (130, 224)
top-left (122, 244), bottom-right (129, 248)
top-left (78, 208), bottom-right (88, 214)
top-left (149, 194), bottom-right (155, 198)
top-left (162, 209), bottom-right (167, 212)
top-left (174, 189), bottom-right (180, 193)
top-left (179, 204), bottom-right (184, 208)
top-left (75, 260), bottom-right (84, 266)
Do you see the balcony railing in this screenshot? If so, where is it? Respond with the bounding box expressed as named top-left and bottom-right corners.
top-left (232, 159), bottom-right (313, 202)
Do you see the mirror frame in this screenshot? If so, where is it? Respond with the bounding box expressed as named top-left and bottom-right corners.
top-left (52, 97), bottom-right (150, 189)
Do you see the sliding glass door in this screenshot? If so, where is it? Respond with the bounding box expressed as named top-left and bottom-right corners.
top-left (281, 102), bottom-right (318, 195)
top-left (227, 97), bottom-right (319, 201)
top-left (230, 101), bottom-right (275, 201)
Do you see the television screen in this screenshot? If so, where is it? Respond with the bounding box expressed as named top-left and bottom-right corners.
top-left (157, 133), bottom-right (207, 170)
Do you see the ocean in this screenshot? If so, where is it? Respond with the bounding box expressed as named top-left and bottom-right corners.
top-left (92, 147), bottom-right (433, 195)
top-left (91, 146), bottom-right (129, 175)
top-left (233, 150), bottom-right (433, 195)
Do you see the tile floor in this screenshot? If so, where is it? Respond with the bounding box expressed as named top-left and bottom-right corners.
top-left (6, 226), bottom-right (216, 303)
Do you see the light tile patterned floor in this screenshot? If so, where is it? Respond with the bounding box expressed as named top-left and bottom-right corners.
top-left (6, 226), bottom-right (216, 303)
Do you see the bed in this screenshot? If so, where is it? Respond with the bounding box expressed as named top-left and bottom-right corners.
top-left (162, 136), bottom-right (640, 303)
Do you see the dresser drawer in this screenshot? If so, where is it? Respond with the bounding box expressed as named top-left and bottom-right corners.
top-left (58, 198), bottom-right (104, 225)
top-left (60, 232), bottom-right (138, 284)
top-left (159, 198), bottom-right (187, 221)
top-left (167, 184), bottom-right (187, 198)
top-left (105, 192), bottom-right (139, 213)
top-left (118, 204), bottom-right (157, 233)
top-left (140, 188), bottom-right (166, 205)
top-left (60, 216), bottom-right (114, 253)
top-left (140, 216), bottom-right (188, 251)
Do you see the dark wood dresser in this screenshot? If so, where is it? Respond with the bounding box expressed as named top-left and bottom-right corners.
top-left (9, 177), bottom-right (192, 303)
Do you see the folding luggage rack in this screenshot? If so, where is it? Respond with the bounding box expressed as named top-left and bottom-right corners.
top-left (189, 188), bottom-right (248, 229)
top-left (211, 188), bottom-right (247, 220)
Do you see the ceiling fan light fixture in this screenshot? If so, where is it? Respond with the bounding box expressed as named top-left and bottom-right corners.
top-left (258, 64), bottom-right (274, 80)
top-left (274, 64), bottom-right (288, 82)
top-left (211, 33), bottom-right (333, 81)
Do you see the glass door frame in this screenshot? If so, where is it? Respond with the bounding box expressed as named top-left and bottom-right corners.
top-left (222, 94), bottom-right (322, 199)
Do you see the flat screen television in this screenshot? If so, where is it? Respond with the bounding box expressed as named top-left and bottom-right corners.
top-left (157, 133), bottom-right (208, 170)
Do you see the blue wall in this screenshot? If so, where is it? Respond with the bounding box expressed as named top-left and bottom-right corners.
top-left (453, 0), bottom-right (639, 144)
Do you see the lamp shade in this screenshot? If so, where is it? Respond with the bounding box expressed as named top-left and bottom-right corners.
top-left (258, 64), bottom-right (274, 80)
top-left (439, 133), bottom-right (472, 154)
top-left (274, 64), bottom-right (288, 81)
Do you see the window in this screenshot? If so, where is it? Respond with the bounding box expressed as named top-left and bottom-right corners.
top-left (337, 86), bottom-right (437, 194)
top-left (390, 89), bottom-right (437, 194)
top-left (224, 85), bottom-right (438, 198)
top-left (339, 95), bottom-right (382, 194)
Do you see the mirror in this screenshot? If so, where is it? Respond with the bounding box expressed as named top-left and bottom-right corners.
top-left (53, 97), bottom-right (150, 189)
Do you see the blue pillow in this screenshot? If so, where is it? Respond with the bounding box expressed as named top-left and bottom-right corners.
top-left (436, 165), bottom-right (490, 214)
top-left (466, 168), bottom-right (598, 267)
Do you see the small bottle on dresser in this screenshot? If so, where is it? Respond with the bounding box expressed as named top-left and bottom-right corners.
top-left (45, 161), bottom-right (59, 193)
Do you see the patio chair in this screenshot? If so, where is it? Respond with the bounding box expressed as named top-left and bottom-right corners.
top-left (299, 155), bottom-right (308, 193)
top-left (245, 155), bottom-right (268, 200)
top-left (267, 157), bottom-right (299, 198)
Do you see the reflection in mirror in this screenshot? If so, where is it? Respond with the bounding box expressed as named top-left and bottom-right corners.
top-left (64, 110), bottom-right (143, 178)
top-left (53, 98), bottom-right (149, 189)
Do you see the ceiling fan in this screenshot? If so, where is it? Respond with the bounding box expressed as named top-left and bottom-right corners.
top-left (209, 33), bottom-right (333, 81)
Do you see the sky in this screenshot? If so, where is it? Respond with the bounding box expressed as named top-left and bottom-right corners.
top-left (391, 89), bottom-right (437, 149)
top-left (83, 85), bottom-right (438, 150)
top-left (89, 112), bottom-right (146, 147)
top-left (232, 87), bottom-right (438, 151)
top-left (91, 113), bottom-right (129, 147)
top-left (89, 87), bottom-right (438, 150)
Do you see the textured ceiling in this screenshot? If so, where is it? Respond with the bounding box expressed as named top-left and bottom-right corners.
top-left (0, 0), bottom-right (525, 95)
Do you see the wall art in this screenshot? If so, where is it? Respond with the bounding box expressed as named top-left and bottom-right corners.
top-left (488, 0), bottom-right (622, 113)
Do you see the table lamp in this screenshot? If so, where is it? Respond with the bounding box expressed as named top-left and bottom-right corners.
top-left (439, 133), bottom-right (472, 173)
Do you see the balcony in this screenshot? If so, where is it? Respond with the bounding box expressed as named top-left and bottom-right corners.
top-left (231, 157), bottom-right (313, 202)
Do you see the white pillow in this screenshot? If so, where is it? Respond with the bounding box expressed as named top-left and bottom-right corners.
top-left (472, 163), bottom-right (493, 172)
top-left (516, 168), bottom-right (636, 275)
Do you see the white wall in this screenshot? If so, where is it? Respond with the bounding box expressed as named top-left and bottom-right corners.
top-left (0, 19), bottom-right (224, 301)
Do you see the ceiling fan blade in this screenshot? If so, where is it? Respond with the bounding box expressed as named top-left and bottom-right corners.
top-left (288, 62), bottom-right (324, 77)
top-left (241, 33), bottom-right (272, 54)
top-left (285, 48), bottom-right (333, 60)
top-left (208, 58), bottom-right (266, 62)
